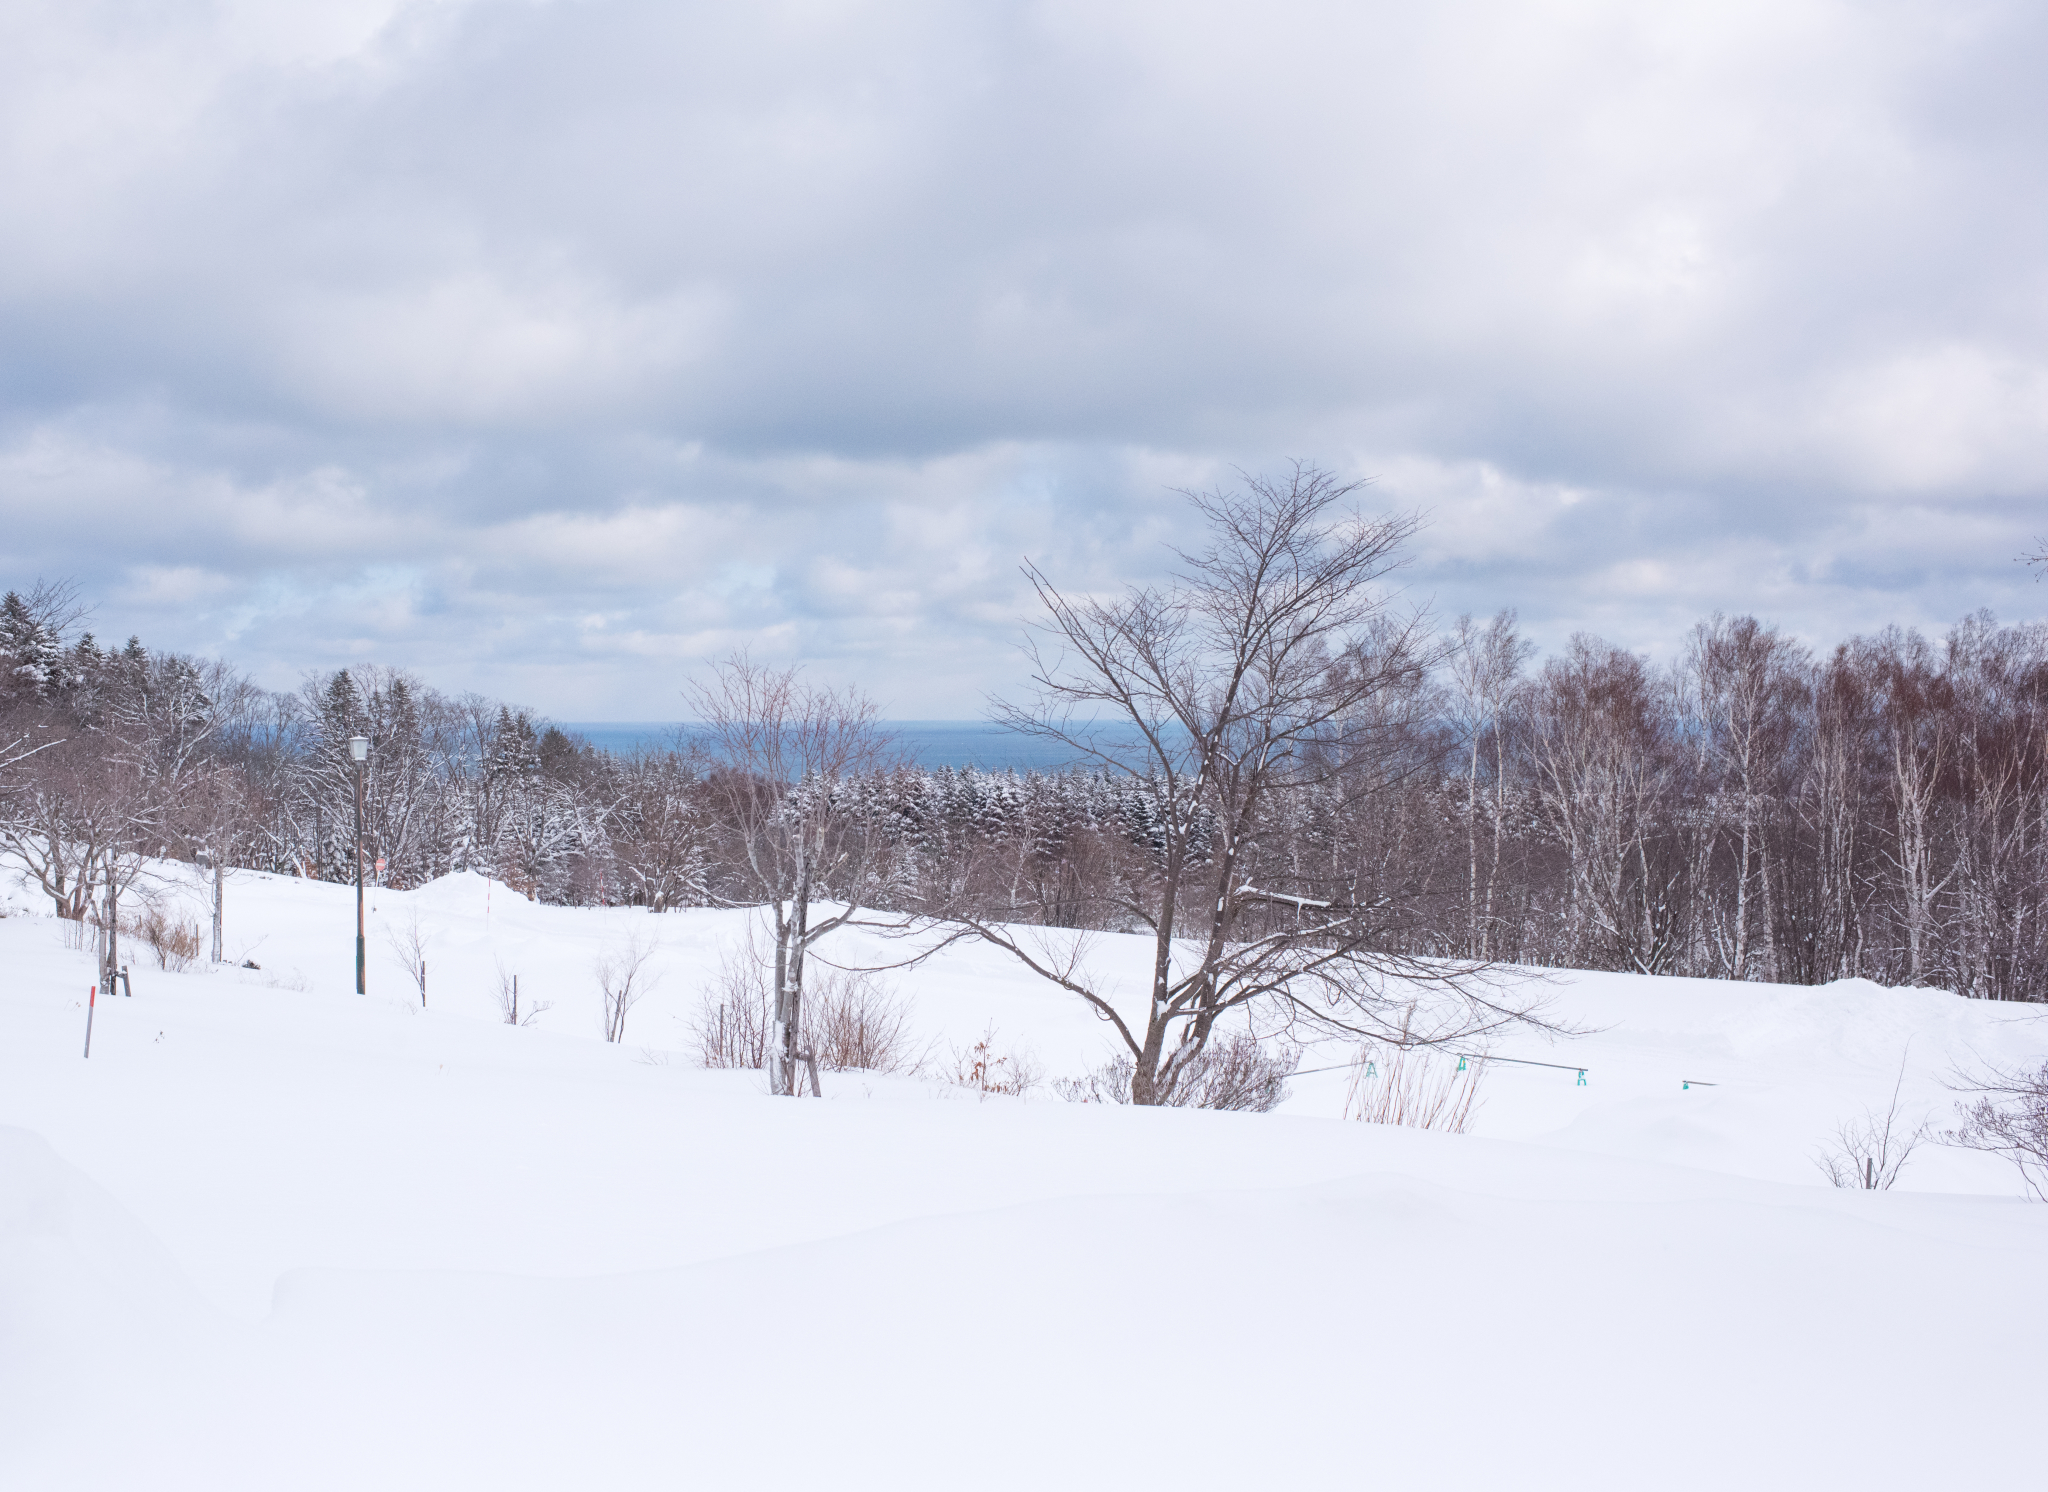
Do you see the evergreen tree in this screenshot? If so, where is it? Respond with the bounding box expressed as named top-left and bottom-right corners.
top-left (0, 590), bottom-right (64, 701)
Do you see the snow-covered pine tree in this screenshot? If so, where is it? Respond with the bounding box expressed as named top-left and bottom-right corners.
top-left (0, 590), bottom-right (65, 702)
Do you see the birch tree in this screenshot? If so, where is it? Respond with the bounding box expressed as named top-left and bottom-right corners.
top-left (1867, 631), bottom-right (1957, 985)
top-left (1683, 615), bottom-right (1808, 980)
top-left (1525, 638), bottom-right (1676, 972)
top-left (1447, 610), bottom-right (1531, 960)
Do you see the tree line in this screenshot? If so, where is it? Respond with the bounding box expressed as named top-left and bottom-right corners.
top-left (5, 486), bottom-right (2046, 1024)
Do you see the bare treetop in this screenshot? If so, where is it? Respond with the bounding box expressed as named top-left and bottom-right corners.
top-left (1001, 462), bottom-right (1425, 786)
top-left (684, 650), bottom-right (893, 787)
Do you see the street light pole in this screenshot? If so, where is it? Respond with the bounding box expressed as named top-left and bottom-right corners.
top-left (350, 735), bottom-right (370, 994)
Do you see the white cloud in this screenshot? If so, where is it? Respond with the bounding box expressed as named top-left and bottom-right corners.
top-left (0, 0), bottom-right (2043, 714)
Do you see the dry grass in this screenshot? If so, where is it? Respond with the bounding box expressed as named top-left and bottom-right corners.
top-left (950, 1024), bottom-right (1041, 1098)
top-left (1344, 1042), bottom-right (1485, 1133)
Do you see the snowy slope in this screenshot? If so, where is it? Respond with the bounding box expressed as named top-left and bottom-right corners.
top-left (2, 862), bottom-right (2044, 1490)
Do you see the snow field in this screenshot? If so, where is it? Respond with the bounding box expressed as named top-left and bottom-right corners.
top-left (3, 861), bottom-right (2045, 1489)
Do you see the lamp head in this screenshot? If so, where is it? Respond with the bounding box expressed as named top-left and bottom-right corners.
top-left (348, 735), bottom-right (370, 763)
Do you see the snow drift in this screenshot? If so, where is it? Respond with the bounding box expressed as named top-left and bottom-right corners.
top-left (1, 862), bottom-right (2043, 1489)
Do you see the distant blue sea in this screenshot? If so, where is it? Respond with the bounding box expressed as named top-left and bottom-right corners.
top-left (557, 721), bottom-right (1092, 773)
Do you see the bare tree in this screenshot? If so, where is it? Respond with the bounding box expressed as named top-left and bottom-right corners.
top-left (1937, 615), bottom-right (2048, 1001)
top-left (685, 654), bottom-right (897, 1095)
top-left (1447, 610), bottom-right (1532, 960)
top-left (1816, 1052), bottom-right (1929, 1190)
top-left (1949, 1058), bottom-right (2048, 1200)
top-left (941, 464), bottom-right (1554, 1105)
top-left (595, 934), bottom-right (658, 1043)
top-left (0, 720), bottom-right (58, 780)
top-left (494, 964), bottom-right (551, 1026)
top-left (164, 758), bottom-right (260, 964)
top-left (1866, 632), bottom-right (1957, 985)
top-left (1790, 648), bottom-right (1873, 983)
top-left (1681, 615), bottom-right (1809, 981)
top-left (385, 908), bottom-right (431, 1006)
top-left (0, 737), bottom-right (154, 921)
top-left (1525, 638), bottom-right (1678, 972)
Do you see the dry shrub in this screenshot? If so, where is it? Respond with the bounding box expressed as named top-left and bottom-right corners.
top-left (1818, 1114), bottom-right (1928, 1191)
top-left (950, 1023), bottom-right (1041, 1098)
top-left (809, 970), bottom-right (922, 1074)
top-left (495, 963), bottom-right (551, 1026)
top-left (1050, 1061), bottom-right (1129, 1104)
top-left (692, 938), bottom-right (920, 1075)
top-left (694, 950), bottom-right (775, 1069)
top-left (595, 934), bottom-right (658, 1043)
top-left (1816, 1052), bottom-right (1929, 1190)
top-left (1949, 1059), bottom-right (2048, 1201)
top-left (130, 907), bottom-right (203, 972)
top-left (385, 909), bottom-right (430, 1007)
top-left (1174, 1031), bottom-right (1299, 1111)
top-left (1051, 1030), bottom-right (1298, 1111)
top-left (1345, 1043), bottom-right (1484, 1133)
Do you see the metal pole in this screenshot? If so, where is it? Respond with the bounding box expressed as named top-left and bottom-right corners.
top-left (354, 755), bottom-right (366, 995)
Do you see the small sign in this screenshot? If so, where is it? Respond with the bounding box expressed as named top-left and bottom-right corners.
top-left (375, 858), bottom-right (388, 874)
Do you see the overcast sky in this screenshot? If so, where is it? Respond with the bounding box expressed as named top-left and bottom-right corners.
top-left (2, 0), bottom-right (2044, 718)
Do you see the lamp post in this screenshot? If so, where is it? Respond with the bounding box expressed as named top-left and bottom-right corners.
top-left (350, 735), bottom-right (370, 994)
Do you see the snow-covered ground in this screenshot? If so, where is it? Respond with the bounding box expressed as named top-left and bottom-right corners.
top-left (3, 860), bottom-right (2044, 1490)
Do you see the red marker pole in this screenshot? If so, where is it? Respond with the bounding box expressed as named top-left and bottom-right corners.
top-left (83, 984), bottom-right (97, 1058)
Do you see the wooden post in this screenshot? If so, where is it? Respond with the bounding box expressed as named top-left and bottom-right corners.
top-left (101, 873), bottom-right (120, 995)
